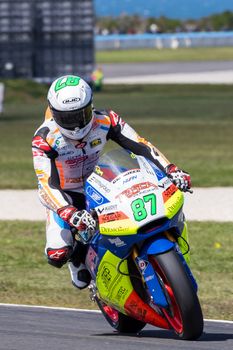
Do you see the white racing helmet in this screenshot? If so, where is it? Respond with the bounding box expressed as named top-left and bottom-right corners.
top-left (48, 75), bottom-right (93, 140)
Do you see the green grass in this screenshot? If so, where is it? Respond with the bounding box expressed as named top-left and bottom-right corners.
top-left (0, 221), bottom-right (232, 320)
top-left (0, 81), bottom-right (232, 188)
top-left (96, 46), bottom-right (233, 63)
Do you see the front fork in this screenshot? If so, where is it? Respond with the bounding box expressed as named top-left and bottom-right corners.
top-left (132, 231), bottom-right (197, 309)
top-left (132, 241), bottom-right (171, 309)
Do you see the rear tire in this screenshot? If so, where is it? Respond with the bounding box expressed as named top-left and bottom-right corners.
top-left (150, 250), bottom-right (203, 340)
top-left (95, 297), bottom-right (146, 333)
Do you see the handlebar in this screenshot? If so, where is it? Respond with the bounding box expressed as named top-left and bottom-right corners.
top-left (184, 188), bottom-right (193, 194)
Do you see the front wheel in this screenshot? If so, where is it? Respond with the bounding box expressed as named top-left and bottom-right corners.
top-left (150, 250), bottom-right (203, 340)
top-left (95, 296), bottom-right (146, 333)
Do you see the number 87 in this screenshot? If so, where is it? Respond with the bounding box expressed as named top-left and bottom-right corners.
top-left (131, 194), bottom-right (157, 222)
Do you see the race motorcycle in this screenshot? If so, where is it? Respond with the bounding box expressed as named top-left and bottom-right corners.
top-left (80, 148), bottom-right (203, 340)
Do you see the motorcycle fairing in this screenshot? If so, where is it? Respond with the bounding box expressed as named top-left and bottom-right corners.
top-left (95, 249), bottom-right (170, 329)
top-left (94, 208), bottom-right (185, 259)
top-left (89, 187), bottom-right (184, 237)
top-left (85, 183), bottom-right (110, 208)
top-left (85, 152), bottom-right (185, 239)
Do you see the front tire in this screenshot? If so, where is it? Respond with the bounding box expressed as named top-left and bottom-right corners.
top-left (95, 297), bottom-right (146, 333)
top-left (150, 250), bottom-right (203, 340)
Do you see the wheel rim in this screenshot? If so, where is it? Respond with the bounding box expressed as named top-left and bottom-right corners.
top-left (103, 305), bottom-right (119, 323)
top-left (150, 258), bottom-right (183, 334)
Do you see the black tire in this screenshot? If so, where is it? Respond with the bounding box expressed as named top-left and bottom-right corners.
top-left (95, 297), bottom-right (146, 333)
top-left (150, 249), bottom-right (203, 340)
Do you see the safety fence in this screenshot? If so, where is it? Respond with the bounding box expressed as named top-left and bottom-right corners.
top-left (95, 31), bottom-right (233, 50)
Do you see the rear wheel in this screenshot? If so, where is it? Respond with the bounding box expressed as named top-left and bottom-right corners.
top-left (150, 250), bottom-right (203, 340)
top-left (95, 297), bottom-right (146, 333)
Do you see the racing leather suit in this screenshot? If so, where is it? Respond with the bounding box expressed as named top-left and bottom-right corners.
top-left (32, 108), bottom-right (188, 273)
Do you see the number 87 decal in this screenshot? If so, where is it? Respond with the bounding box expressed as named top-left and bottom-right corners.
top-left (131, 193), bottom-right (157, 222)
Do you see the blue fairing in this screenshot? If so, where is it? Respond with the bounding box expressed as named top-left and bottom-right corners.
top-left (98, 210), bottom-right (183, 259)
top-left (85, 182), bottom-right (110, 209)
top-left (142, 236), bottom-right (175, 255)
top-left (148, 159), bottom-right (166, 180)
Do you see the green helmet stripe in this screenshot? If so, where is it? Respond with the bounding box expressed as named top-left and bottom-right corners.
top-left (55, 76), bottom-right (81, 92)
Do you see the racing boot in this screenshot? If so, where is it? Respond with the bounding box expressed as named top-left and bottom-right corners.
top-left (68, 261), bottom-right (91, 289)
top-left (68, 240), bottom-right (91, 289)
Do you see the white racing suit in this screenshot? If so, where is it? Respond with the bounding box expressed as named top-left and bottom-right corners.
top-left (32, 108), bottom-right (189, 287)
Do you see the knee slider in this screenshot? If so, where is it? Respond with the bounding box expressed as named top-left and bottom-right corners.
top-left (47, 246), bottom-right (72, 268)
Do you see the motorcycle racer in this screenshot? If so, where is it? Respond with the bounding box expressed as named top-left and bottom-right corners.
top-left (32, 75), bottom-right (191, 290)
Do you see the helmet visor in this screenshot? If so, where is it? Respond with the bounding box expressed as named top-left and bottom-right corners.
top-left (51, 103), bottom-right (93, 130)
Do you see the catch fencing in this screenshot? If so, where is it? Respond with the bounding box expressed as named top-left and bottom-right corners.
top-left (95, 31), bottom-right (233, 50)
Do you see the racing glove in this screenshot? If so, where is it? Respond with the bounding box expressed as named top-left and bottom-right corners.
top-left (165, 164), bottom-right (191, 192)
top-left (57, 205), bottom-right (96, 242)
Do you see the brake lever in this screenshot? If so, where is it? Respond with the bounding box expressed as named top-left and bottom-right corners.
top-left (185, 188), bottom-right (193, 194)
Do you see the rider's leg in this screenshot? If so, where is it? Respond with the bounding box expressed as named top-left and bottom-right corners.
top-left (45, 209), bottom-right (91, 289)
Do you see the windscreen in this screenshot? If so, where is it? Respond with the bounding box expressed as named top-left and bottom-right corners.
top-left (95, 149), bottom-right (140, 181)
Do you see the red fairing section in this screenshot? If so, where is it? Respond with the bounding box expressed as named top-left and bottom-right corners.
top-left (125, 290), bottom-right (170, 329)
top-left (32, 136), bottom-right (52, 152)
top-left (109, 110), bottom-right (125, 128)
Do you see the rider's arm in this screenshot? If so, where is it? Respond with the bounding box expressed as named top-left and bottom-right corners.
top-left (32, 127), bottom-right (98, 226)
top-left (107, 110), bottom-right (170, 171)
top-left (32, 127), bottom-right (73, 213)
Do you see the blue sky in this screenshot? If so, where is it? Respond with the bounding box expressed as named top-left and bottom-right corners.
top-left (95, 0), bottom-right (233, 19)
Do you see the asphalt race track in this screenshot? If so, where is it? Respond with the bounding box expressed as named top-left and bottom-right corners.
top-left (102, 61), bottom-right (233, 84)
top-left (102, 61), bottom-right (233, 78)
top-left (0, 305), bottom-right (232, 350)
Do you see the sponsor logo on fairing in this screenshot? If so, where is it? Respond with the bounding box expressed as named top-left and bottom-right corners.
top-left (101, 226), bottom-right (131, 234)
top-left (123, 175), bottom-right (137, 184)
top-left (99, 211), bottom-right (126, 223)
top-left (104, 204), bottom-right (118, 212)
top-left (108, 237), bottom-right (126, 247)
top-left (116, 286), bottom-right (128, 301)
top-left (136, 257), bottom-right (149, 273)
top-left (101, 266), bottom-right (112, 288)
top-left (152, 166), bottom-right (166, 180)
top-left (145, 275), bottom-right (155, 282)
top-left (158, 178), bottom-right (171, 189)
top-left (163, 184), bottom-right (177, 201)
top-left (116, 182), bottom-right (157, 200)
top-left (86, 186), bottom-right (104, 205)
top-left (88, 176), bottom-right (111, 193)
top-left (166, 195), bottom-right (183, 214)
